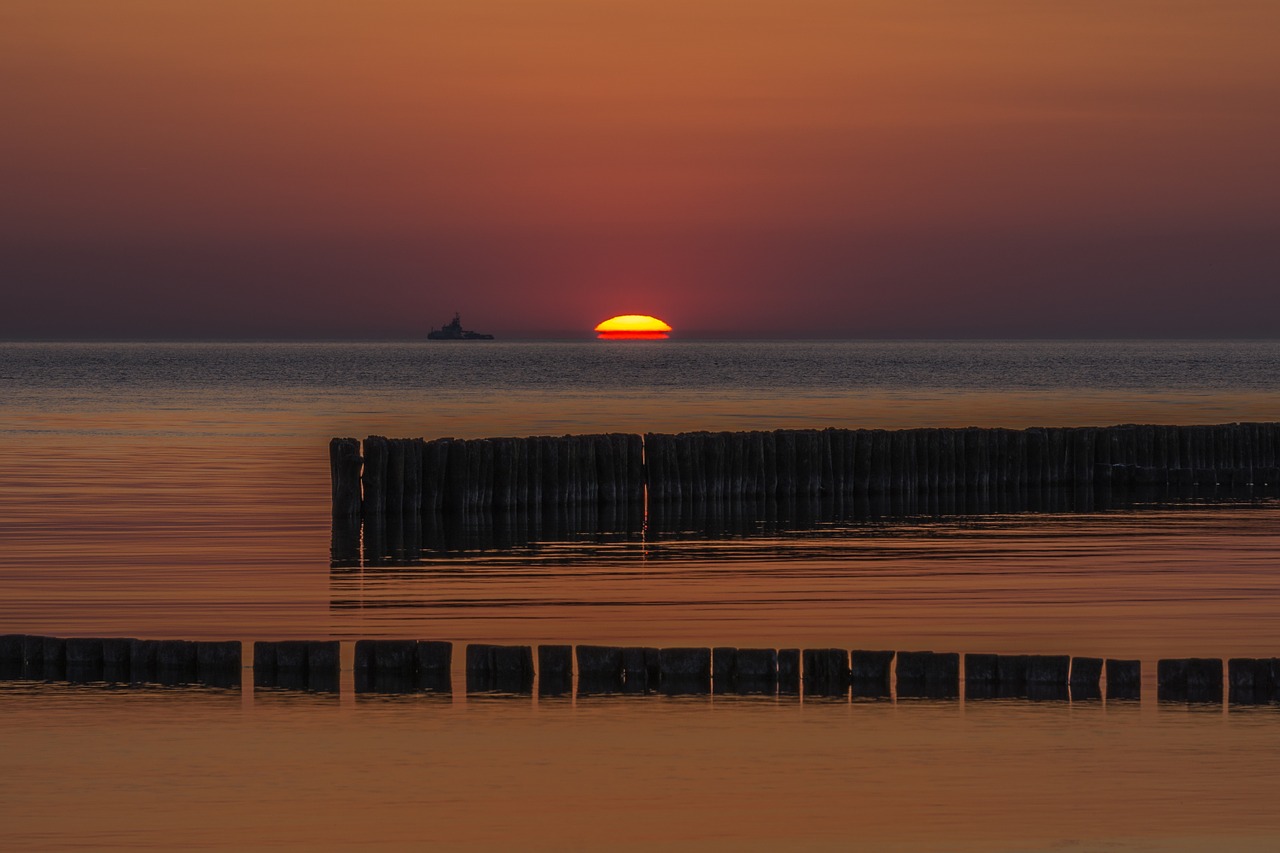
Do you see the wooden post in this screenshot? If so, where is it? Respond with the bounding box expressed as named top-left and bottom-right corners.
top-left (361, 436), bottom-right (388, 518)
top-left (595, 434), bottom-right (617, 505)
top-left (538, 645), bottom-right (573, 696)
top-left (576, 645), bottom-right (624, 692)
top-left (386, 438), bottom-right (406, 517)
top-left (762, 430), bottom-right (779, 499)
top-left (621, 647), bottom-right (661, 692)
top-left (775, 431), bottom-right (796, 497)
top-left (329, 438), bottom-right (363, 519)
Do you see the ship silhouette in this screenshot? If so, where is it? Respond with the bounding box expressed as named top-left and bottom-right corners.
top-left (427, 313), bottom-right (494, 340)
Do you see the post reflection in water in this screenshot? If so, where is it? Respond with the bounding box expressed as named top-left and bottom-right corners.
top-left (334, 482), bottom-right (1278, 568)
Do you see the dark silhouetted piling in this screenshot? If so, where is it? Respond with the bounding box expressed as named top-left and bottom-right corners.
top-left (330, 438), bottom-right (363, 519)
top-left (896, 651), bottom-right (959, 698)
top-left (1159, 658), bottom-right (1223, 703)
top-left (0, 635), bottom-right (23, 680)
top-left (576, 645), bottom-right (624, 693)
top-left (729, 648), bottom-right (779, 693)
top-left (41, 636), bottom-right (67, 680)
top-left (361, 435), bottom-right (389, 518)
top-left (154, 640), bottom-right (197, 684)
top-left (195, 640), bottom-right (241, 688)
top-left (850, 649), bottom-right (894, 697)
top-left (538, 645), bottom-right (573, 696)
top-left (467, 644), bottom-right (533, 693)
top-left (257, 640), bottom-right (333, 691)
top-left (659, 647), bottom-right (711, 693)
top-left (128, 639), bottom-right (158, 683)
top-left (850, 650), bottom-right (895, 683)
top-left (1027, 655), bottom-right (1070, 685)
top-left (1228, 657), bottom-right (1277, 704)
top-left (65, 638), bottom-right (104, 682)
top-left (353, 639), bottom-right (418, 692)
top-left (1070, 657), bottom-right (1103, 699)
top-left (336, 422), bottom-right (1280, 522)
top-left (622, 646), bottom-right (661, 692)
top-left (777, 649), bottom-right (800, 694)
top-left (713, 647), bottom-right (736, 690)
top-left (965, 653), bottom-right (998, 683)
top-left (1106, 659), bottom-right (1141, 700)
top-left (963, 653), bottom-right (1001, 699)
top-left (803, 648), bottom-right (849, 696)
top-left (415, 641), bottom-right (452, 691)
top-left (995, 654), bottom-right (1030, 692)
top-left (101, 638), bottom-right (132, 681)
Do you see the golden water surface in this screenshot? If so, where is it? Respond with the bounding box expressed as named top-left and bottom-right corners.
top-left (2, 341), bottom-right (1280, 850)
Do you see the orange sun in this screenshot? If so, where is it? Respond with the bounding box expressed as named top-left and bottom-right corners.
top-left (594, 314), bottom-right (673, 340)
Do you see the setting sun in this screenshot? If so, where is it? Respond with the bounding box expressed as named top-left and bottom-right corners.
top-left (594, 314), bottom-right (673, 340)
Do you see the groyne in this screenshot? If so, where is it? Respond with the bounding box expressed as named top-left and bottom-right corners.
top-left (5, 634), bottom-right (1277, 705)
top-left (332, 423), bottom-right (1280, 520)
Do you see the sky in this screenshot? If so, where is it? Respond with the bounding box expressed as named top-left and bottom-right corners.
top-left (2, 0), bottom-right (1278, 339)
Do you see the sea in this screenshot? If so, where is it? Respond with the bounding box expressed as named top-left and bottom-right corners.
top-left (2, 339), bottom-right (1280, 851)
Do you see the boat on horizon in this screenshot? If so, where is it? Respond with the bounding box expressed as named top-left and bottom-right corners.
top-left (427, 313), bottom-right (494, 340)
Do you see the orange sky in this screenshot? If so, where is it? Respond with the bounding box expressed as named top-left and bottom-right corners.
top-left (3, 1), bottom-right (1278, 337)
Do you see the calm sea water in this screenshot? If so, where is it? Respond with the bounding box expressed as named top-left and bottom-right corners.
top-left (2, 339), bottom-right (1280, 851)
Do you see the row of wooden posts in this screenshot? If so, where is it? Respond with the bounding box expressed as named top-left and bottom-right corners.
top-left (6, 635), bottom-right (1278, 703)
top-left (332, 423), bottom-right (1280, 518)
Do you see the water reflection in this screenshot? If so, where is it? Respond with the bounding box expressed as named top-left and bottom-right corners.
top-left (336, 484), bottom-right (1280, 567)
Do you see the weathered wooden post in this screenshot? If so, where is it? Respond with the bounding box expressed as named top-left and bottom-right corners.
top-left (362, 436), bottom-right (389, 518)
top-left (415, 641), bottom-right (451, 691)
top-left (466, 644), bottom-right (533, 693)
top-left (964, 653), bottom-right (999, 699)
top-left (353, 639), bottom-right (416, 692)
top-left (729, 648), bottom-right (778, 693)
top-left (1022, 654), bottom-right (1070, 699)
top-left (993, 654), bottom-right (1030, 696)
top-left (0, 634), bottom-right (21, 680)
top-left (99, 637), bottom-right (130, 681)
top-left (1158, 657), bottom-right (1222, 703)
top-left (538, 645), bottom-right (573, 696)
top-left (1105, 658), bottom-right (1141, 699)
top-left (576, 645), bottom-right (624, 693)
top-left (64, 637), bottom-right (104, 682)
top-left (538, 437), bottom-right (559, 508)
top-left (803, 648), bottom-right (849, 695)
top-left (594, 435), bottom-right (616, 506)
top-left (1228, 657), bottom-right (1276, 704)
top-left (773, 430), bottom-right (794, 497)
top-left (329, 438), bottom-right (363, 519)
top-left (1070, 656), bottom-right (1103, 699)
top-left (777, 648), bottom-right (800, 694)
top-left (622, 646), bottom-right (661, 692)
top-left (850, 650), bottom-right (894, 697)
top-left (659, 647), bottom-right (711, 694)
top-left (761, 430), bottom-right (779, 499)
top-left (196, 640), bottom-right (242, 688)
top-left (492, 438), bottom-right (515, 509)
top-left (895, 651), bottom-right (960, 698)
top-left (125, 639), bottom-right (160, 683)
top-left (386, 438), bottom-right (406, 517)
top-left (712, 647), bottom-right (735, 689)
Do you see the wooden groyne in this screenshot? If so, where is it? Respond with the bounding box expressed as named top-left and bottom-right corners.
top-left (332, 423), bottom-right (1280, 520)
top-left (7, 634), bottom-right (1277, 705)
top-left (0, 635), bottom-right (241, 688)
